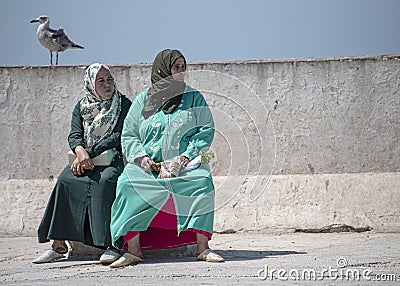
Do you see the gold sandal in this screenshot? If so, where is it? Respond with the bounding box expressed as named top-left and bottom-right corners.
top-left (196, 249), bottom-right (224, 262)
top-left (109, 253), bottom-right (143, 268)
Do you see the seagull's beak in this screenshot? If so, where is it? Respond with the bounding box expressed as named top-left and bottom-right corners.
top-left (30, 19), bottom-right (39, 23)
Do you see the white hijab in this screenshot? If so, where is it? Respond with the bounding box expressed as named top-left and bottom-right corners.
top-left (79, 63), bottom-right (122, 147)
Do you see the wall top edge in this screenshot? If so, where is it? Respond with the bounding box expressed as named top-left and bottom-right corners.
top-left (1, 54), bottom-right (400, 69)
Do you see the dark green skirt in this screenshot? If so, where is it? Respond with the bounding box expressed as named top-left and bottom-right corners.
top-left (38, 157), bottom-right (124, 248)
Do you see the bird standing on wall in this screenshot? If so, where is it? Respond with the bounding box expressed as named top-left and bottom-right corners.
top-left (30, 15), bottom-right (84, 65)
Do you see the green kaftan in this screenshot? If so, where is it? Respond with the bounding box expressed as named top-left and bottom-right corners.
top-left (110, 86), bottom-right (215, 249)
top-left (38, 95), bottom-right (131, 248)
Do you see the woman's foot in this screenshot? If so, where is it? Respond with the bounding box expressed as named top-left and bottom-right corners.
top-left (126, 233), bottom-right (143, 258)
top-left (109, 252), bottom-right (143, 268)
top-left (32, 249), bottom-right (66, 264)
top-left (196, 249), bottom-right (224, 262)
top-left (109, 234), bottom-right (143, 268)
top-left (195, 233), bottom-right (224, 262)
top-left (32, 240), bottom-right (69, 264)
top-left (99, 247), bottom-right (121, 265)
top-left (195, 233), bottom-right (210, 256)
top-left (52, 240), bottom-right (68, 254)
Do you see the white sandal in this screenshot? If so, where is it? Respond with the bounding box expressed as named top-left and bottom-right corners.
top-left (99, 249), bottom-right (121, 264)
top-left (32, 249), bottom-right (66, 264)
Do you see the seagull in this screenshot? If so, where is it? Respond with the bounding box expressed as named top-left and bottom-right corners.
top-left (30, 15), bottom-right (84, 65)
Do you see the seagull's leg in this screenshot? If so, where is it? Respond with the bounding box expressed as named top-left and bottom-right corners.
top-left (50, 51), bottom-right (53, 65)
top-left (56, 52), bottom-right (59, 65)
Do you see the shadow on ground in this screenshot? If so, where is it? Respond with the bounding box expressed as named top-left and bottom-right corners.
top-left (45, 249), bottom-right (306, 267)
top-left (215, 249), bottom-right (307, 261)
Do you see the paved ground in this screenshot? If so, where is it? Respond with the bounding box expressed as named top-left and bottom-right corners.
top-left (0, 232), bottom-right (399, 285)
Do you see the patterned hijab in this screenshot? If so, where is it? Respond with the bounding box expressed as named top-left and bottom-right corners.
top-left (80, 63), bottom-right (122, 147)
top-left (142, 49), bottom-right (187, 119)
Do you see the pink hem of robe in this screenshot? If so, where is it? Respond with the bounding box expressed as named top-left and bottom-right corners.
top-left (123, 195), bottom-right (212, 250)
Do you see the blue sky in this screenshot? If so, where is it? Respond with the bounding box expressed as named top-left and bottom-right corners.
top-left (1, 0), bottom-right (399, 66)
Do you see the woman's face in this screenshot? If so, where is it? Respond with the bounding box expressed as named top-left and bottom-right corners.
top-left (171, 57), bottom-right (186, 82)
top-left (95, 67), bottom-right (115, 100)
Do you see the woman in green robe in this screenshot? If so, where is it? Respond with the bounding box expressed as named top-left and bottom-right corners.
top-left (109, 49), bottom-right (224, 268)
top-left (33, 63), bottom-right (131, 264)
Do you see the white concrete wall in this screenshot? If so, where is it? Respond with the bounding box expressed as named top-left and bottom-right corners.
top-left (1, 55), bottom-right (399, 236)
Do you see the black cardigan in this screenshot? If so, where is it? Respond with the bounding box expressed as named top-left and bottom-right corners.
top-left (68, 94), bottom-right (132, 158)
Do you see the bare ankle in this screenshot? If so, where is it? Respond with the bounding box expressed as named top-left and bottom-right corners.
top-left (127, 247), bottom-right (142, 257)
top-left (52, 240), bottom-right (68, 254)
top-left (127, 235), bottom-right (142, 257)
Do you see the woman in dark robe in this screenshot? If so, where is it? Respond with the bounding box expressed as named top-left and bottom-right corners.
top-left (33, 63), bottom-right (131, 264)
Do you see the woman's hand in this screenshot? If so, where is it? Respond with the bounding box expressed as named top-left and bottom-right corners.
top-left (158, 157), bottom-right (185, 178)
top-left (70, 146), bottom-right (94, 175)
top-left (138, 156), bottom-right (158, 173)
top-left (158, 161), bottom-right (173, 178)
top-left (179, 155), bottom-right (190, 169)
top-left (70, 157), bottom-right (83, 176)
